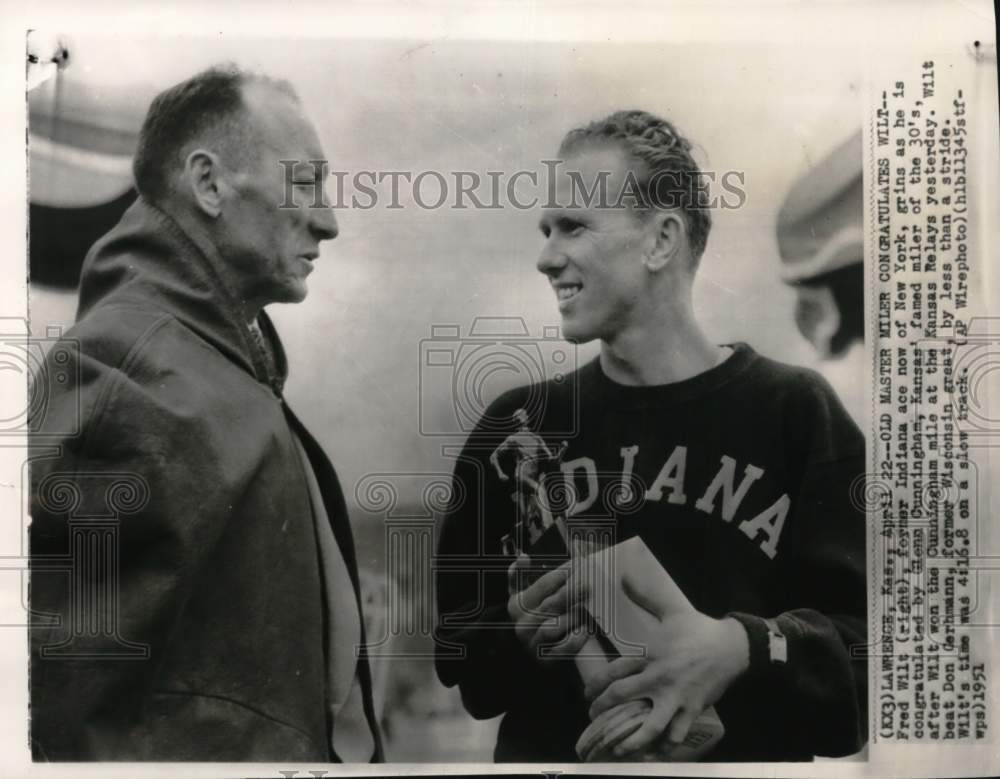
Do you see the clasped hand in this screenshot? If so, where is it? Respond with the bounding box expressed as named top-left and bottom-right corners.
top-left (506, 551), bottom-right (750, 755)
top-left (506, 554), bottom-right (591, 661)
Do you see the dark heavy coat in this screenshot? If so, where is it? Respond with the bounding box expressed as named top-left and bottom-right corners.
top-left (30, 198), bottom-right (382, 761)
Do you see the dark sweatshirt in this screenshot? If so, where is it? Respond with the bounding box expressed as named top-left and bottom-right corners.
top-left (434, 343), bottom-right (868, 762)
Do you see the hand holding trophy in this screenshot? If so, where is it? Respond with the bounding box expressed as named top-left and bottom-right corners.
top-left (571, 538), bottom-right (747, 761)
top-left (497, 410), bottom-right (735, 762)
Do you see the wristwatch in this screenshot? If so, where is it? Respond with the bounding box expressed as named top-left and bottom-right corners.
top-left (763, 618), bottom-right (788, 664)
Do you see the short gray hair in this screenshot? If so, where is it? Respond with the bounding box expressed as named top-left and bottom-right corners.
top-left (132, 63), bottom-right (298, 202)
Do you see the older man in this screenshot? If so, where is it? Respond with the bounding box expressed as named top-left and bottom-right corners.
top-left (30, 65), bottom-right (381, 762)
top-left (435, 110), bottom-right (867, 762)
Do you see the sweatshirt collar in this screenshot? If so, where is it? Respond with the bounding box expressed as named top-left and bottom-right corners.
top-left (585, 342), bottom-right (757, 407)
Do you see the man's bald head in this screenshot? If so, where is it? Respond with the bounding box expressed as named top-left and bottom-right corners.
top-left (132, 64), bottom-right (299, 203)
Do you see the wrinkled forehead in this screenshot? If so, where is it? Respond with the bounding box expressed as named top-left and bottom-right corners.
top-left (242, 82), bottom-right (327, 163)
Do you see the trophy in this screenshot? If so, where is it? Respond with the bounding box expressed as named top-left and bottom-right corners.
top-left (493, 409), bottom-right (725, 762)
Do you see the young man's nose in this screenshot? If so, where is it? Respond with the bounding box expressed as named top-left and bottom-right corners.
top-left (536, 241), bottom-right (567, 275)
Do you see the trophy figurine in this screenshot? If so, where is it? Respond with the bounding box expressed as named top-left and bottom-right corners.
top-left (493, 409), bottom-right (725, 762)
top-left (490, 409), bottom-right (569, 556)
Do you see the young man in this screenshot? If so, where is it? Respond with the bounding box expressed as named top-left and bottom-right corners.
top-left (434, 110), bottom-right (867, 762)
top-left (30, 66), bottom-right (381, 761)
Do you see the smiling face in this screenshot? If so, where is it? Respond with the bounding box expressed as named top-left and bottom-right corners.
top-left (216, 83), bottom-right (339, 311)
top-left (536, 144), bottom-right (658, 345)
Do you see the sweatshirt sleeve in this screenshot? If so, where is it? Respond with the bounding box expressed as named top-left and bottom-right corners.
top-left (723, 371), bottom-right (868, 758)
top-left (433, 411), bottom-right (550, 720)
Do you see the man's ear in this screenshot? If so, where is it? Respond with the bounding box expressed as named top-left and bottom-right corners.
top-left (643, 211), bottom-right (685, 273)
top-left (183, 149), bottom-right (225, 218)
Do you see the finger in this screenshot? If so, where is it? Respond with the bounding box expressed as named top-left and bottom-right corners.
top-left (577, 699), bottom-right (647, 761)
top-left (666, 706), bottom-right (698, 746)
top-left (508, 556), bottom-right (564, 605)
top-left (537, 632), bottom-right (587, 662)
top-left (536, 574), bottom-right (596, 624)
top-left (583, 655), bottom-right (647, 703)
top-left (507, 591), bottom-right (520, 621)
top-left (563, 557), bottom-right (597, 605)
top-left (508, 591), bottom-right (551, 631)
top-left (539, 622), bottom-right (592, 662)
top-left (507, 554), bottom-right (531, 596)
top-left (530, 618), bottom-right (569, 646)
top-left (507, 590), bottom-right (538, 622)
top-left (511, 587), bottom-right (590, 649)
top-left (513, 610), bottom-right (548, 646)
top-left (535, 579), bottom-right (576, 618)
top-left (613, 697), bottom-right (676, 757)
top-left (515, 561), bottom-right (573, 611)
top-left (589, 671), bottom-right (651, 719)
top-left (530, 614), bottom-right (582, 658)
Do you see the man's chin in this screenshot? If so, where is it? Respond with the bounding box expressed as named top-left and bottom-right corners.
top-left (273, 282), bottom-right (309, 305)
top-left (559, 322), bottom-right (597, 345)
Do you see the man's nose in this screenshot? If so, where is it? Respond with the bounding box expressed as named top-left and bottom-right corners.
top-left (536, 239), bottom-right (567, 275)
top-left (310, 203), bottom-right (339, 241)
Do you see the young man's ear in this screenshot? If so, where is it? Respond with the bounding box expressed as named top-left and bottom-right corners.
top-left (643, 211), bottom-right (685, 272)
top-left (183, 149), bottom-right (225, 218)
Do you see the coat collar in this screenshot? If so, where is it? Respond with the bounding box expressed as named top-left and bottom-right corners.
top-left (77, 196), bottom-right (288, 395)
